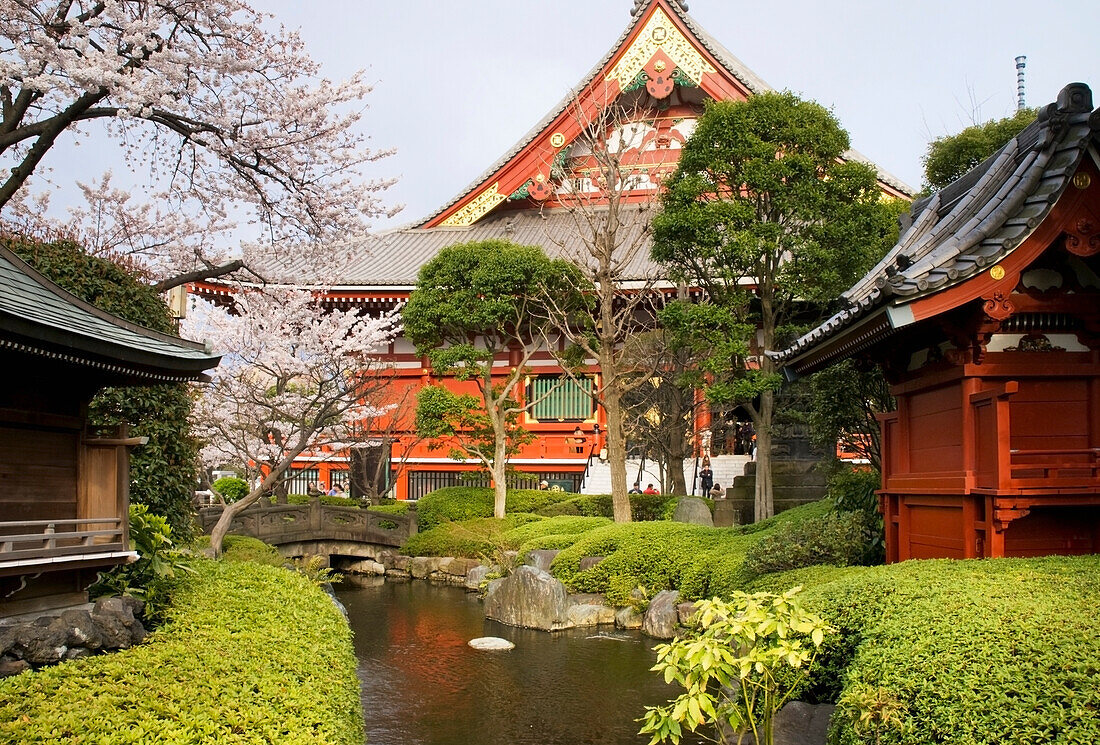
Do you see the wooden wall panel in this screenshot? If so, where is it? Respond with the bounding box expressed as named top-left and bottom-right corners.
top-left (1010, 380), bottom-right (1089, 452)
top-left (905, 500), bottom-right (965, 559)
top-left (1004, 508), bottom-right (1097, 557)
top-left (906, 384), bottom-right (963, 472)
top-left (0, 426), bottom-right (78, 522)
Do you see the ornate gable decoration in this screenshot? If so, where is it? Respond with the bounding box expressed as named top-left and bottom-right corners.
top-left (440, 183), bottom-right (506, 228)
top-left (606, 7), bottom-right (716, 90)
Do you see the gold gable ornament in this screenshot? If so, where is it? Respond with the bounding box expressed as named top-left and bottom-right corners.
top-left (606, 7), bottom-right (716, 90)
top-left (441, 183), bottom-right (507, 227)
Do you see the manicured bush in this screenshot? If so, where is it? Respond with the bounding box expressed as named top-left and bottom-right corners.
top-left (415, 486), bottom-right (574, 531)
top-left (740, 510), bottom-right (872, 579)
top-left (401, 514), bottom-right (542, 558)
top-left (212, 476), bottom-right (250, 502)
top-left (285, 494), bottom-right (360, 508)
top-left (0, 560), bottom-right (363, 744)
top-left (828, 467), bottom-right (884, 564)
top-left (367, 502), bottom-right (410, 516)
top-left (534, 493), bottom-right (707, 521)
top-left (191, 535), bottom-right (285, 567)
top-left (549, 499), bottom-right (832, 606)
top-left (774, 556), bottom-right (1100, 743)
top-left (401, 514), bottom-right (610, 559)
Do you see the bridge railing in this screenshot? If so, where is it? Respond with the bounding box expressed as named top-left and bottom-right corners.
top-left (197, 498), bottom-right (416, 548)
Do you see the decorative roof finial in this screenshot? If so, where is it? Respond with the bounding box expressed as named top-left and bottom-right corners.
top-left (1015, 56), bottom-right (1027, 111)
top-left (633, 0), bottom-right (688, 16)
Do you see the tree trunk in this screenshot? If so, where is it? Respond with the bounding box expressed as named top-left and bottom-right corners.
top-left (209, 486), bottom-right (266, 557)
top-left (491, 435), bottom-right (508, 519)
top-left (753, 389), bottom-right (775, 522)
top-left (603, 389), bottom-right (632, 522)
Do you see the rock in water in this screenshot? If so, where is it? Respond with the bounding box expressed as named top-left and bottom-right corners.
top-left (672, 497), bottom-right (714, 526)
top-left (642, 590), bottom-right (681, 639)
top-left (484, 565), bottom-right (571, 631)
top-left (468, 637), bottom-right (515, 651)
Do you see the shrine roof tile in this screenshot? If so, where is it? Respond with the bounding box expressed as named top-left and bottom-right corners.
top-left (0, 246), bottom-right (220, 381)
top-left (263, 204), bottom-right (658, 288)
top-left (773, 82), bottom-right (1100, 375)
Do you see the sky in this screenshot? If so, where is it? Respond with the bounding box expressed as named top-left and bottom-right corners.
top-left (28, 0), bottom-right (1100, 233)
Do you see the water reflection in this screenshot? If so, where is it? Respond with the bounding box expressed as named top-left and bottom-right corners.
top-left (338, 577), bottom-right (695, 745)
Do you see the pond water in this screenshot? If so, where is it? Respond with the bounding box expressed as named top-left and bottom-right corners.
top-left (338, 577), bottom-right (700, 745)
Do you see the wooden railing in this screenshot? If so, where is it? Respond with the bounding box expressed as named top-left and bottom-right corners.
top-left (970, 381), bottom-right (1100, 492)
top-left (197, 498), bottom-right (417, 548)
top-left (0, 518), bottom-right (126, 564)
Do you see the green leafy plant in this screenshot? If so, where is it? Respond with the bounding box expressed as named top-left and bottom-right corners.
top-left (292, 555), bottom-right (343, 586)
top-left (90, 504), bottom-right (195, 624)
top-left (211, 476), bottom-right (249, 502)
top-left (639, 588), bottom-right (832, 745)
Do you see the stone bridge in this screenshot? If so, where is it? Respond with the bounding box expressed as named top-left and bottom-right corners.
top-left (197, 498), bottom-right (417, 565)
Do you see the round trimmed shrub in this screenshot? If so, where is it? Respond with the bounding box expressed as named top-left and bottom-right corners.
top-left (212, 476), bottom-right (250, 502)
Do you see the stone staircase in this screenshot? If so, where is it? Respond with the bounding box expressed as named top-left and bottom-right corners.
top-left (580, 454), bottom-right (751, 495)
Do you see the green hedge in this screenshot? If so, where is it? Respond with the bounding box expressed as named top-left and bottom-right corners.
top-left (401, 514), bottom-right (612, 559)
top-left (285, 494), bottom-right (360, 508)
top-left (548, 499), bottom-right (831, 606)
top-left (415, 487), bottom-right (570, 531)
top-left (740, 510), bottom-right (872, 579)
top-left (416, 486), bottom-right (709, 531)
top-left (367, 502), bottom-right (410, 516)
top-left (809, 556), bottom-right (1100, 745)
top-left (537, 493), bottom-right (710, 521)
top-left (0, 561), bottom-right (363, 744)
top-left (190, 535), bottom-right (284, 566)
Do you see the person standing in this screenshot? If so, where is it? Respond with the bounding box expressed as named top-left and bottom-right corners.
top-left (699, 458), bottom-right (714, 495)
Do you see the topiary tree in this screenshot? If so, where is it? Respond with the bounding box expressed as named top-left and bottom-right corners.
top-left (404, 240), bottom-right (584, 520)
top-left (652, 92), bottom-right (904, 523)
top-left (7, 234), bottom-right (199, 537)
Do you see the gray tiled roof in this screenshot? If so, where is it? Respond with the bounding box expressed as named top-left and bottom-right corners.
top-left (774, 82), bottom-right (1099, 373)
top-left (416, 0), bottom-right (912, 229)
top-left (0, 246), bottom-right (220, 381)
top-left (261, 204), bottom-right (658, 287)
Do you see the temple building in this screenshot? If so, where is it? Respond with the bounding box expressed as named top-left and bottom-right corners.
top-left (776, 83), bottom-right (1100, 561)
top-left (0, 246), bottom-right (219, 618)
top-left (196, 0), bottom-right (911, 501)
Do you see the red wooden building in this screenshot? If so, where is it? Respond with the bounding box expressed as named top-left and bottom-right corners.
top-left (196, 0), bottom-right (910, 500)
top-left (777, 83), bottom-right (1100, 561)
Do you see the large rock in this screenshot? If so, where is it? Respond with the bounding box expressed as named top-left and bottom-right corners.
top-left (466, 564), bottom-right (490, 590)
top-left (642, 590), bottom-right (680, 639)
top-left (566, 595), bottom-right (615, 627)
top-left (615, 606), bottom-right (643, 629)
top-left (672, 497), bottom-right (714, 527)
top-left (408, 556), bottom-right (445, 579)
top-left (484, 565), bottom-right (571, 631)
top-left (525, 549), bottom-right (560, 571)
top-left (732, 701), bottom-right (836, 745)
top-left (578, 556), bottom-right (604, 571)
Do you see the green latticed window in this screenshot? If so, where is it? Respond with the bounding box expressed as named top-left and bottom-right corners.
top-left (529, 375), bottom-right (595, 422)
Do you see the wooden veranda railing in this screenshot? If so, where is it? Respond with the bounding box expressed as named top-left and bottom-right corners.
top-left (971, 382), bottom-right (1100, 492)
top-left (0, 518), bottom-right (127, 565)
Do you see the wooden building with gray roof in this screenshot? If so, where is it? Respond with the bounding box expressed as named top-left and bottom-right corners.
top-left (1, 245), bottom-right (220, 618)
top-left (776, 82), bottom-right (1100, 562)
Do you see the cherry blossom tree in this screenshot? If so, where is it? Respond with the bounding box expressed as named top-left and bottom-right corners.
top-left (0, 0), bottom-right (396, 287)
top-left (183, 289), bottom-right (399, 556)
